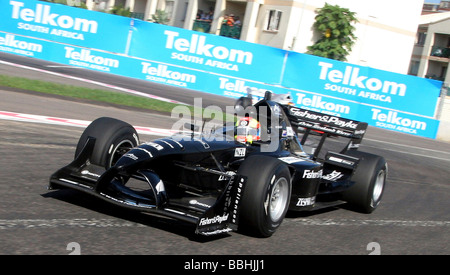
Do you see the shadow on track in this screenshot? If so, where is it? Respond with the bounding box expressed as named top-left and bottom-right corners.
top-left (41, 189), bottom-right (232, 243)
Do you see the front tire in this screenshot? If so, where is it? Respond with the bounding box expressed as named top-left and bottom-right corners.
top-left (238, 155), bottom-right (291, 237)
top-left (75, 117), bottom-right (139, 169)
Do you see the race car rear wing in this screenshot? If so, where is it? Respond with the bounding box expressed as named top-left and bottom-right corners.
top-left (282, 106), bottom-right (368, 158)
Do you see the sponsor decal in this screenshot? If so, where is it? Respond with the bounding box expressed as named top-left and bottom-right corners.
top-left (328, 156), bottom-right (355, 166)
top-left (189, 200), bottom-right (211, 208)
top-left (0, 34), bottom-right (43, 57)
top-left (371, 108), bottom-right (427, 134)
top-left (218, 171), bottom-right (236, 181)
top-left (10, 0), bottom-right (98, 40)
top-left (164, 30), bottom-right (253, 71)
top-left (219, 77), bottom-right (267, 100)
top-left (289, 108), bottom-right (359, 129)
top-left (223, 177), bottom-right (244, 225)
top-left (319, 61), bottom-right (407, 98)
top-left (198, 228), bottom-right (233, 236)
top-left (296, 196), bottom-right (316, 207)
top-left (322, 170), bottom-right (344, 181)
top-left (234, 147), bottom-right (246, 157)
top-left (302, 169), bottom-right (323, 179)
top-left (296, 92), bottom-right (351, 115)
top-left (80, 170), bottom-right (100, 178)
top-left (123, 153), bottom-right (139, 161)
top-left (141, 62), bottom-right (196, 87)
top-left (232, 178), bottom-right (244, 224)
top-left (64, 47), bottom-right (119, 72)
top-left (278, 156), bottom-right (305, 164)
top-left (199, 214), bottom-right (229, 226)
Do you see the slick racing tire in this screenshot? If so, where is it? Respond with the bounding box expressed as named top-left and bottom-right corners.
top-left (341, 151), bottom-right (387, 213)
top-left (237, 155), bottom-right (291, 237)
top-left (75, 117), bottom-right (139, 169)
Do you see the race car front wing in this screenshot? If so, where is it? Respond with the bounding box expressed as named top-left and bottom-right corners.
top-left (48, 137), bottom-right (245, 236)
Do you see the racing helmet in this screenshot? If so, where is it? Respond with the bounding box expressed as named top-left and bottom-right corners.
top-left (235, 117), bottom-right (261, 144)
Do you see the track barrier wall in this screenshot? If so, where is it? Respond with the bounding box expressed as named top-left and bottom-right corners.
top-left (0, 0), bottom-right (443, 139)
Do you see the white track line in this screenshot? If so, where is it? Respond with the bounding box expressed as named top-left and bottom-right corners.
top-left (365, 138), bottom-right (450, 155)
top-left (288, 218), bottom-right (450, 227)
top-left (0, 218), bottom-right (448, 230)
top-left (0, 60), bottom-right (187, 105)
top-left (363, 138), bottom-right (450, 162)
top-left (0, 218), bottom-right (146, 230)
top-left (2, 110), bottom-right (449, 161)
top-left (0, 110), bottom-right (176, 137)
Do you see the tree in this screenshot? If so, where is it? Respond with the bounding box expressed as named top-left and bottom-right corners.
top-left (110, 5), bottom-right (131, 17)
top-left (40, 0), bottom-right (87, 9)
top-left (151, 10), bottom-right (170, 25)
top-left (307, 3), bottom-right (358, 61)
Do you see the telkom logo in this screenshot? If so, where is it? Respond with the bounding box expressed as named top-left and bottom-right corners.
top-left (0, 34), bottom-right (42, 53)
top-left (9, 0), bottom-right (98, 33)
top-left (164, 30), bottom-right (253, 65)
top-left (318, 62), bottom-right (407, 97)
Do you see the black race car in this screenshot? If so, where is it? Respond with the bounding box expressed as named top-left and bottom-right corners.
top-left (49, 92), bottom-right (387, 237)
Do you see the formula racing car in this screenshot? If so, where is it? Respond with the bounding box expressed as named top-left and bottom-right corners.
top-left (49, 92), bottom-right (387, 237)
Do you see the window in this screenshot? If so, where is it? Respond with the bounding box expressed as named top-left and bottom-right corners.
top-left (408, 61), bottom-right (420, 76)
top-left (181, 2), bottom-right (188, 21)
top-left (66, 0), bottom-right (81, 6)
top-left (265, 10), bottom-right (282, 32)
top-left (165, 1), bottom-right (174, 20)
top-left (416, 32), bottom-right (427, 46)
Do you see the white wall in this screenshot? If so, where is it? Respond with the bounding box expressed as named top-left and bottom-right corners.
top-left (437, 96), bottom-right (450, 142)
top-left (264, 0), bottom-right (424, 74)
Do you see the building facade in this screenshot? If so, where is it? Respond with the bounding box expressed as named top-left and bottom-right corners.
top-left (81, 0), bottom-right (424, 75)
top-left (410, 11), bottom-right (450, 86)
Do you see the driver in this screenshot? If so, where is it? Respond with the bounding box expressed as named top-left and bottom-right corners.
top-left (235, 117), bottom-right (261, 144)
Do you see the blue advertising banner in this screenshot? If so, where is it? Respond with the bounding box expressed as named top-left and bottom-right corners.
top-left (0, 31), bottom-right (52, 59)
top-left (291, 90), bottom-right (440, 138)
top-left (282, 52), bottom-right (442, 117)
top-left (128, 20), bottom-right (287, 84)
top-left (282, 52), bottom-right (442, 138)
top-left (0, 0), bottom-right (132, 53)
top-left (0, 0), bottom-right (443, 139)
top-left (9, 34), bottom-right (212, 92)
top-left (358, 107), bottom-right (440, 139)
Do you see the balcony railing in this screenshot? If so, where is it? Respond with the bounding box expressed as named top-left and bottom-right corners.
top-left (425, 75), bottom-right (445, 81)
top-left (192, 21), bottom-right (242, 39)
top-left (193, 20), bottom-right (211, 33)
top-left (431, 46), bottom-right (450, 58)
top-left (219, 24), bottom-right (242, 39)
top-left (130, 12), bottom-right (145, 20)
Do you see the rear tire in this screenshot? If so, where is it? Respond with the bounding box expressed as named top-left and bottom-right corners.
top-left (238, 155), bottom-right (291, 237)
top-left (341, 151), bottom-right (387, 213)
top-left (75, 117), bottom-right (139, 169)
